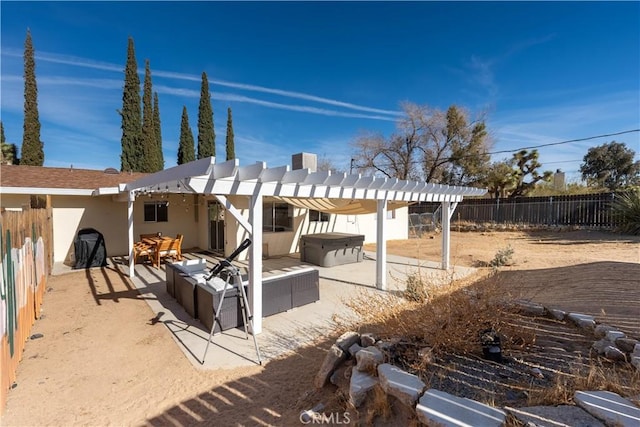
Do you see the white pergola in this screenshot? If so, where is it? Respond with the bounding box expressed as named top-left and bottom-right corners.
top-left (109, 156), bottom-right (486, 333)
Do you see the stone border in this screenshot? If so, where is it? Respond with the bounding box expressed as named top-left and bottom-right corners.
top-left (309, 328), bottom-right (640, 426)
top-left (513, 299), bottom-right (640, 369)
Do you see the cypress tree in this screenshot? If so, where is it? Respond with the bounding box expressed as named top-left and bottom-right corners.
top-left (197, 72), bottom-right (215, 159)
top-left (120, 37), bottom-right (141, 172)
top-left (225, 107), bottom-right (235, 161)
top-left (177, 106), bottom-right (196, 165)
top-left (21, 29), bottom-right (44, 166)
top-left (140, 59), bottom-right (156, 172)
top-left (153, 92), bottom-right (164, 170)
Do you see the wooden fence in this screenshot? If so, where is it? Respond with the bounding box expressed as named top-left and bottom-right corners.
top-left (1, 206), bottom-right (53, 414)
top-left (410, 192), bottom-right (621, 231)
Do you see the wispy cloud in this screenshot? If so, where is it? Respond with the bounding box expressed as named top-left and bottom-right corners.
top-left (154, 85), bottom-right (397, 121)
top-left (468, 55), bottom-right (498, 98)
top-left (460, 34), bottom-right (557, 102)
top-left (3, 48), bottom-right (401, 118)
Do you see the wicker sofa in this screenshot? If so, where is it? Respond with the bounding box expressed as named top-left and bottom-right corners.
top-left (165, 259), bottom-right (319, 332)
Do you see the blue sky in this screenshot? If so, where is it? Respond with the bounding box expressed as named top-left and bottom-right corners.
top-left (1, 1), bottom-right (639, 182)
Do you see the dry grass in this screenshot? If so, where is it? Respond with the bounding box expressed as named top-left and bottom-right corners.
top-left (338, 271), bottom-right (535, 358)
top-left (333, 261), bottom-right (640, 418)
top-left (526, 359), bottom-right (640, 406)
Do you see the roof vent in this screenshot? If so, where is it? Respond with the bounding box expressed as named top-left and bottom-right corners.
top-left (104, 167), bottom-right (120, 174)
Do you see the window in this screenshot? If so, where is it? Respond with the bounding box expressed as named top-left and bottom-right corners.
top-left (309, 209), bottom-right (330, 222)
top-left (263, 202), bottom-right (293, 232)
top-left (144, 201), bottom-right (168, 222)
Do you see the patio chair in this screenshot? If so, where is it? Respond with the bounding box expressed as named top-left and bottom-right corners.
top-left (173, 234), bottom-right (184, 260)
top-left (133, 242), bottom-right (153, 264)
top-left (152, 235), bottom-right (183, 267)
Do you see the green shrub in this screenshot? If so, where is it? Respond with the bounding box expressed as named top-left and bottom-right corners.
top-left (612, 190), bottom-right (640, 235)
top-left (404, 272), bottom-right (430, 303)
top-left (490, 245), bottom-right (514, 267)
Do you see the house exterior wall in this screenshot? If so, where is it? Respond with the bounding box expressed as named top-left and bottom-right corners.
top-left (1, 194), bottom-right (201, 264)
top-left (51, 195), bottom-right (128, 264)
top-left (221, 196), bottom-right (409, 260)
top-left (2, 192), bottom-right (408, 264)
top-left (0, 194), bottom-right (31, 210)
top-left (132, 193), bottom-right (200, 253)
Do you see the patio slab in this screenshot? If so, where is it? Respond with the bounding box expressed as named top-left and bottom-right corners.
top-left (57, 250), bottom-right (476, 370)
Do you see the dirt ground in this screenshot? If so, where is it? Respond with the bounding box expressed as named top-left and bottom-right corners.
top-left (2, 229), bottom-right (639, 426)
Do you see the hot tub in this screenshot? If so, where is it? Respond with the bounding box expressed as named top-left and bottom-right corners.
top-left (300, 232), bottom-right (365, 267)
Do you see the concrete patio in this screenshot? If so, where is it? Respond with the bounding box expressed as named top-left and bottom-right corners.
top-left (60, 249), bottom-right (476, 370)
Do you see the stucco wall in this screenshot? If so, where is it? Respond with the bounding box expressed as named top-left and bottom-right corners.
top-left (47, 194), bottom-right (200, 264)
top-left (0, 194), bottom-right (31, 210)
top-left (132, 193), bottom-right (200, 252)
top-left (221, 196), bottom-right (409, 259)
top-left (2, 192), bottom-right (408, 264)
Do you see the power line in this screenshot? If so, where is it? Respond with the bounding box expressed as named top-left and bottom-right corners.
top-left (488, 129), bottom-right (639, 155)
top-left (352, 129), bottom-right (640, 170)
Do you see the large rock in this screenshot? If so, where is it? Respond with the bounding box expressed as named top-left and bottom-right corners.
top-left (604, 345), bottom-right (627, 362)
top-left (592, 339), bottom-right (609, 354)
top-left (575, 390), bottom-right (640, 427)
top-left (615, 338), bottom-right (638, 353)
top-left (348, 343), bottom-right (363, 357)
top-left (416, 389), bottom-right (505, 427)
top-left (605, 330), bottom-right (626, 342)
top-left (360, 332), bottom-right (376, 347)
top-left (377, 363), bottom-right (425, 407)
top-left (335, 331), bottom-right (360, 354)
top-left (568, 313), bottom-right (596, 331)
top-left (355, 346), bottom-right (384, 372)
top-left (505, 405), bottom-right (605, 427)
top-left (516, 300), bottom-right (546, 316)
top-left (349, 369), bottom-right (378, 408)
top-left (594, 324), bottom-right (616, 339)
top-left (314, 344), bottom-right (347, 388)
top-left (547, 308), bottom-right (567, 321)
top-left (329, 362), bottom-right (353, 389)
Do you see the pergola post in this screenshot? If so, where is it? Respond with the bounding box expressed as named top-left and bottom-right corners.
top-left (128, 191), bottom-right (135, 278)
top-left (441, 201), bottom-right (451, 270)
top-left (376, 199), bottom-right (387, 290)
top-left (441, 201), bottom-right (459, 270)
top-left (249, 191), bottom-right (263, 334)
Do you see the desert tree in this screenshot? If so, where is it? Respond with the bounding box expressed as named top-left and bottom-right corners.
top-left (225, 107), bottom-right (235, 161)
top-left (197, 72), bottom-right (215, 159)
top-left (580, 141), bottom-right (640, 190)
top-left (439, 108), bottom-right (491, 186)
top-left (120, 37), bottom-right (141, 172)
top-left (483, 161), bottom-right (516, 199)
top-left (177, 106), bottom-right (196, 165)
top-left (153, 92), bottom-right (164, 170)
top-left (507, 149), bottom-right (552, 198)
top-left (350, 102), bottom-right (491, 184)
top-left (21, 29), bottom-right (44, 166)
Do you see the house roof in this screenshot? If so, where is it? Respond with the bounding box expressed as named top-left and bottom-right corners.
top-left (0, 164), bottom-right (147, 195)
